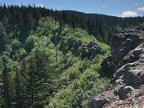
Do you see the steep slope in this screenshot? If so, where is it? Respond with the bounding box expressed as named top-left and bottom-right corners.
top-left (29, 17), bottom-right (112, 108)
top-left (0, 5), bottom-right (144, 108)
top-left (89, 28), bottom-right (144, 108)
top-left (0, 17), bottom-right (112, 108)
top-left (0, 5), bottom-right (144, 48)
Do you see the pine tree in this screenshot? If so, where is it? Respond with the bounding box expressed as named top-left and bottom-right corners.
top-left (27, 56), bottom-right (36, 108)
top-left (1, 57), bottom-right (11, 108)
top-left (15, 66), bottom-right (24, 108)
top-left (0, 22), bottom-right (7, 52)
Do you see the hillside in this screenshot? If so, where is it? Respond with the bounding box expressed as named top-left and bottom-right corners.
top-left (0, 16), bottom-right (112, 108)
top-left (0, 4), bottom-right (144, 47)
top-left (0, 5), bottom-right (144, 108)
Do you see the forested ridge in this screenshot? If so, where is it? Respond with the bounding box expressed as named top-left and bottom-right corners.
top-left (0, 5), bottom-right (144, 108)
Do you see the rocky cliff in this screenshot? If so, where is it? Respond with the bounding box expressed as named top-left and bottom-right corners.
top-left (89, 28), bottom-right (144, 108)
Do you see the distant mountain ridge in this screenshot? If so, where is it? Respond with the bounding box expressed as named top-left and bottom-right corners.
top-left (0, 4), bottom-right (144, 47)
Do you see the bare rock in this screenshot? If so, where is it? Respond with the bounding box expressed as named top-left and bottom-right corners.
top-left (88, 97), bottom-right (107, 108)
top-left (88, 90), bottom-right (116, 108)
top-left (89, 28), bottom-right (144, 107)
top-left (118, 86), bottom-right (134, 100)
top-left (111, 28), bottom-right (144, 70)
top-left (124, 70), bottom-right (143, 86)
top-left (122, 42), bottom-right (144, 65)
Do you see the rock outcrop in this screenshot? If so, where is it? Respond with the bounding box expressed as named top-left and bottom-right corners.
top-left (60, 38), bottom-right (101, 59)
top-left (89, 28), bottom-right (144, 108)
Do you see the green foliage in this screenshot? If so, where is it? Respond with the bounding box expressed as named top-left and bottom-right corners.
top-left (0, 16), bottom-right (114, 108)
top-left (134, 22), bottom-right (144, 28)
top-left (18, 48), bottom-right (27, 61)
top-left (10, 39), bottom-right (21, 53)
top-left (24, 35), bottom-right (37, 53)
top-left (48, 56), bottom-right (112, 108)
top-left (0, 4), bottom-right (144, 108)
top-left (0, 22), bottom-right (7, 52)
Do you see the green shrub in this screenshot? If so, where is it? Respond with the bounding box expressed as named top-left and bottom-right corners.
top-left (24, 35), bottom-right (37, 53)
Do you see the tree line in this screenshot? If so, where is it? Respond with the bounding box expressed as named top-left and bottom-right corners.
top-left (0, 4), bottom-right (144, 108)
top-left (0, 4), bottom-right (144, 50)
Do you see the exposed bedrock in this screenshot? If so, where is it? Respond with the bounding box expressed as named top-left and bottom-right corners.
top-left (89, 28), bottom-right (144, 108)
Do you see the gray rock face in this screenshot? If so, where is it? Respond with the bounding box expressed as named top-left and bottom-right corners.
top-left (86, 42), bottom-right (101, 59)
top-left (122, 42), bottom-right (144, 65)
top-left (89, 28), bottom-right (144, 108)
top-left (113, 42), bottom-right (144, 88)
top-left (60, 38), bottom-right (101, 59)
top-left (100, 56), bottom-right (113, 78)
top-left (124, 70), bottom-right (143, 86)
top-left (88, 97), bottom-right (107, 108)
top-left (117, 86), bottom-right (134, 100)
top-left (59, 38), bottom-right (82, 55)
top-left (111, 28), bottom-right (144, 71)
top-left (88, 90), bottom-right (116, 108)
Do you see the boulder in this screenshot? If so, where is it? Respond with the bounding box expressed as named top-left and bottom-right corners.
top-left (88, 97), bottom-right (107, 108)
top-left (60, 38), bottom-right (82, 55)
top-left (122, 42), bottom-right (144, 65)
top-left (124, 70), bottom-right (143, 86)
top-left (111, 28), bottom-right (144, 69)
top-left (88, 46), bottom-right (101, 59)
top-left (100, 56), bottom-right (113, 78)
top-left (113, 63), bottom-right (132, 83)
top-left (60, 38), bottom-right (101, 59)
top-left (81, 42), bottom-right (101, 59)
top-left (118, 86), bottom-right (134, 100)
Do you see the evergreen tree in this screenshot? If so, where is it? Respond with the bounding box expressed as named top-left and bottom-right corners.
top-left (1, 56), bottom-right (11, 108)
top-left (0, 22), bottom-right (7, 52)
top-left (15, 66), bottom-right (25, 108)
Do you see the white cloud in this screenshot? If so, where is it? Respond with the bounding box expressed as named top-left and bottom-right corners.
top-left (35, 4), bottom-right (44, 8)
top-left (138, 7), bottom-right (144, 11)
top-left (121, 11), bottom-right (138, 17)
top-left (134, 3), bottom-right (138, 6)
top-left (101, 5), bottom-right (107, 9)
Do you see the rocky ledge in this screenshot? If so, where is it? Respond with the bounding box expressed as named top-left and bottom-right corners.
top-left (89, 28), bottom-right (144, 108)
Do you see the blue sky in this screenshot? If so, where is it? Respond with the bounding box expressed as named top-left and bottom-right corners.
top-left (1, 0), bottom-right (144, 17)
